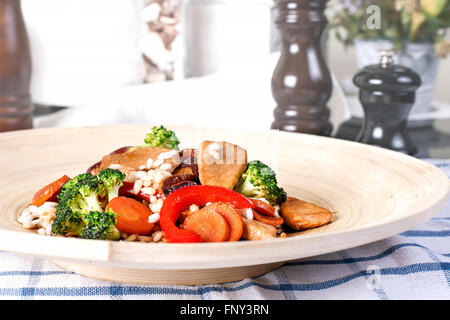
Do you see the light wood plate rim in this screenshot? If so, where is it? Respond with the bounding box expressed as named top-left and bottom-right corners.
top-left (0, 124), bottom-right (448, 271)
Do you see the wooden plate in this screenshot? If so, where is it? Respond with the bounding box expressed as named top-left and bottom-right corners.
top-left (0, 124), bottom-right (448, 285)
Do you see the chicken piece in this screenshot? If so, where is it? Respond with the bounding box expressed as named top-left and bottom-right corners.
top-left (197, 141), bottom-right (247, 190)
top-left (280, 197), bottom-right (332, 230)
top-left (92, 147), bottom-right (180, 175)
top-left (241, 218), bottom-right (277, 240)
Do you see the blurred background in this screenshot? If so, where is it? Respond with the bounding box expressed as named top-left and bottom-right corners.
top-left (1, 0), bottom-right (449, 157)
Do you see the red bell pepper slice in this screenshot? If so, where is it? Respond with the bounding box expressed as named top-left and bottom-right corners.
top-left (250, 199), bottom-right (276, 217)
top-left (252, 209), bottom-right (284, 226)
top-left (159, 185), bottom-right (254, 243)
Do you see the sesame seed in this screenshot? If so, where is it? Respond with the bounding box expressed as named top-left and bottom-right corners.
top-left (141, 187), bottom-right (156, 195)
top-left (154, 172), bottom-right (164, 183)
top-left (146, 158), bottom-right (154, 168)
top-left (153, 159), bottom-right (164, 167)
top-left (148, 213), bottom-right (160, 223)
top-left (152, 231), bottom-right (163, 242)
top-left (245, 208), bottom-right (254, 220)
top-left (159, 163), bottom-right (172, 171)
top-left (189, 204), bottom-right (199, 212)
top-left (142, 179), bottom-right (151, 187)
top-left (158, 151), bottom-right (177, 160)
top-left (134, 171), bottom-right (147, 179)
top-left (133, 180), bottom-right (143, 194)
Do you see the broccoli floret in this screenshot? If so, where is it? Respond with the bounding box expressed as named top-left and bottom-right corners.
top-left (58, 187), bottom-right (87, 213)
top-left (80, 210), bottom-right (120, 240)
top-left (143, 125), bottom-right (180, 150)
top-left (58, 174), bottom-right (104, 213)
top-left (53, 173), bottom-right (122, 240)
top-left (57, 173), bottom-right (92, 202)
top-left (234, 160), bottom-right (287, 205)
top-left (52, 204), bottom-right (84, 236)
top-left (97, 168), bottom-right (126, 202)
top-left (52, 207), bottom-right (120, 240)
top-left (73, 174), bottom-right (104, 212)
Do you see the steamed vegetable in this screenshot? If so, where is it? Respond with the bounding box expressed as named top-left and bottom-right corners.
top-left (143, 125), bottom-right (180, 150)
top-left (198, 202), bottom-right (244, 242)
top-left (68, 173), bottom-right (104, 213)
top-left (52, 173), bottom-right (121, 240)
top-left (234, 160), bottom-right (287, 206)
top-left (252, 209), bottom-right (284, 226)
top-left (106, 197), bottom-right (154, 235)
top-left (182, 207), bottom-right (230, 242)
top-left (32, 175), bottom-right (70, 207)
top-left (58, 173), bottom-right (94, 202)
top-left (52, 206), bottom-right (120, 240)
top-left (97, 168), bottom-right (126, 202)
top-left (80, 210), bottom-right (121, 240)
top-left (51, 204), bottom-right (85, 236)
top-left (250, 198), bottom-right (276, 217)
top-left (159, 185), bottom-right (254, 243)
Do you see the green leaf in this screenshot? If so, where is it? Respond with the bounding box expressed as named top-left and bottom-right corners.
top-left (409, 10), bottom-right (426, 40)
top-left (421, 0), bottom-right (447, 16)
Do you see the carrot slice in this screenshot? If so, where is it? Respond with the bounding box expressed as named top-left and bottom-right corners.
top-left (250, 199), bottom-right (276, 217)
top-left (204, 202), bottom-right (244, 242)
top-left (106, 196), bottom-right (154, 235)
top-left (252, 209), bottom-right (284, 226)
top-left (178, 209), bottom-right (193, 224)
top-left (32, 175), bottom-right (71, 207)
top-left (182, 207), bottom-right (229, 242)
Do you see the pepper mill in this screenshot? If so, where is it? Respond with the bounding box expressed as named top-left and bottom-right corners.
top-left (353, 50), bottom-right (422, 155)
top-left (271, 0), bottom-right (332, 136)
top-left (0, 0), bottom-right (33, 132)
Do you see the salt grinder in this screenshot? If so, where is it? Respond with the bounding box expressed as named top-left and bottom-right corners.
top-left (353, 50), bottom-right (421, 155)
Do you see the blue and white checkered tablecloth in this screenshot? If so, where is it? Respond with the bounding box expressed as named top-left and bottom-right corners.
top-left (1, 159), bottom-right (449, 300)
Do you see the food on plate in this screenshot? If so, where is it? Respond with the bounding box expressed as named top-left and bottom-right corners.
top-left (143, 125), bottom-right (180, 150)
top-left (241, 218), bottom-right (278, 241)
top-left (198, 141), bottom-right (247, 190)
top-left (106, 197), bottom-right (155, 235)
top-left (18, 125), bottom-right (333, 243)
top-left (280, 197), bottom-right (333, 230)
top-left (234, 160), bottom-right (287, 205)
top-left (31, 175), bottom-right (70, 207)
top-left (182, 205), bottom-right (230, 242)
top-left (91, 147), bottom-right (179, 176)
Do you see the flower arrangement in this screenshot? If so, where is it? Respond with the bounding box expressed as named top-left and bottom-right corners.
top-left (326, 0), bottom-right (450, 57)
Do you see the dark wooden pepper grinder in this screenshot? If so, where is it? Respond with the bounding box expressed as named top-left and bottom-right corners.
top-left (271, 0), bottom-right (332, 136)
top-left (0, 0), bottom-right (33, 132)
top-left (353, 50), bottom-right (421, 155)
